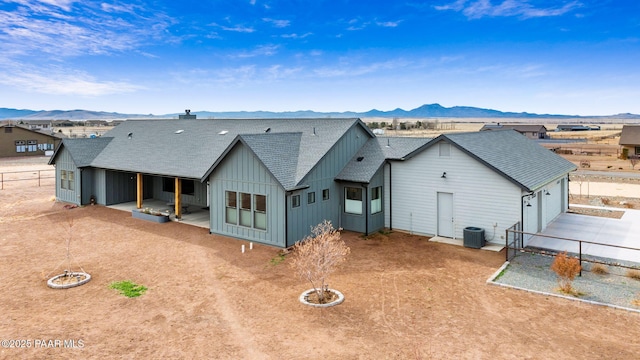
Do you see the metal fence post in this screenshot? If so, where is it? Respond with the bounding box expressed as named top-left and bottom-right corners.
top-left (38, 170), bottom-right (41, 187)
top-left (579, 241), bottom-right (582, 277)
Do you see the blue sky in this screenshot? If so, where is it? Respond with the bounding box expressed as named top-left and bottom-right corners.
top-left (0, 0), bottom-right (638, 116)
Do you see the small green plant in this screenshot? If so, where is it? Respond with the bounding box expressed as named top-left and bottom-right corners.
top-left (493, 266), bottom-right (508, 281)
top-left (590, 263), bottom-right (609, 275)
top-left (269, 253), bottom-right (286, 266)
top-left (109, 280), bottom-right (148, 298)
top-left (550, 251), bottom-right (581, 295)
top-left (626, 269), bottom-right (640, 280)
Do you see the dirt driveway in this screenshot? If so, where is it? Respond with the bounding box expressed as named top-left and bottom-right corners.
top-left (1, 177), bottom-right (640, 359)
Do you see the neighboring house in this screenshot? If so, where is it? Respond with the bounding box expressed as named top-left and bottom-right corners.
top-left (49, 118), bottom-right (575, 248)
top-left (0, 124), bottom-right (61, 157)
top-left (19, 120), bottom-right (53, 131)
top-left (555, 124), bottom-right (591, 131)
top-left (619, 125), bottom-right (640, 157)
top-left (480, 124), bottom-right (548, 139)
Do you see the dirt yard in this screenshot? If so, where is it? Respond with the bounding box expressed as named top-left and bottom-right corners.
top-left (1, 160), bottom-right (640, 359)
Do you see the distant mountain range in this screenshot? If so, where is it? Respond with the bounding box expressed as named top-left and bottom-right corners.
top-left (1, 104), bottom-right (639, 120)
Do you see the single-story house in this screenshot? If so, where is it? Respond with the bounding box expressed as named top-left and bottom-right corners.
top-left (619, 125), bottom-right (640, 157)
top-left (49, 118), bottom-right (575, 247)
top-left (480, 124), bottom-right (548, 139)
top-left (0, 124), bottom-right (61, 157)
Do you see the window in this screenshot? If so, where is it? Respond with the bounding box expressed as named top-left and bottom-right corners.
top-left (68, 171), bottom-right (75, 191)
top-left (15, 140), bottom-right (26, 153)
top-left (225, 191), bottom-right (237, 224)
top-left (636, 146), bottom-right (640, 156)
top-left (371, 186), bottom-right (382, 214)
top-left (254, 195), bottom-right (266, 230)
top-left (307, 191), bottom-right (315, 204)
top-left (292, 195), bottom-right (300, 208)
top-left (60, 170), bottom-right (67, 189)
top-left (345, 187), bottom-right (362, 214)
top-left (439, 143), bottom-right (451, 157)
top-left (182, 179), bottom-right (195, 196)
top-left (27, 140), bottom-right (37, 152)
top-left (162, 177), bottom-right (174, 193)
top-left (239, 192), bottom-right (252, 227)
top-left (322, 189), bottom-right (329, 201)
top-left (4, 127), bottom-right (12, 133)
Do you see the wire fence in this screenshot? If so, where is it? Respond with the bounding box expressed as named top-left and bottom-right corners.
top-left (0, 169), bottom-right (55, 190)
top-left (506, 226), bottom-right (640, 276)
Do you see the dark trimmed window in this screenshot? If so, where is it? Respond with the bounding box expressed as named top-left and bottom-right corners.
top-left (182, 179), bottom-right (195, 196)
top-left (307, 191), bottom-right (315, 204)
top-left (292, 195), bottom-right (300, 208)
top-left (371, 186), bottom-right (382, 214)
top-left (345, 187), bottom-right (362, 214)
top-left (322, 189), bottom-right (329, 201)
top-left (254, 195), bottom-right (266, 230)
top-left (162, 177), bottom-right (174, 192)
top-left (225, 191), bottom-right (237, 225)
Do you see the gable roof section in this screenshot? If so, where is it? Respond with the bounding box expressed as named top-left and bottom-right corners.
top-left (619, 125), bottom-right (640, 145)
top-left (336, 137), bottom-right (431, 183)
top-left (210, 133), bottom-right (302, 190)
top-left (0, 124), bottom-right (60, 140)
top-left (428, 130), bottom-right (576, 191)
top-left (48, 137), bottom-right (113, 166)
top-left (84, 118), bottom-right (368, 181)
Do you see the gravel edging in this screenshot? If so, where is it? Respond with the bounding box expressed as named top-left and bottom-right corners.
top-left (487, 253), bottom-right (640, 314)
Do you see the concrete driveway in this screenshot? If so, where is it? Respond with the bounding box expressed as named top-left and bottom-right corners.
top-left (527, 205), bottom-right (640, 264)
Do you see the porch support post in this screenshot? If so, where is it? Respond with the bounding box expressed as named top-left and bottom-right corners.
top-left (136, 173), bottom-right (143, 209)
top-left (175, 177), bottom-right (182, 218)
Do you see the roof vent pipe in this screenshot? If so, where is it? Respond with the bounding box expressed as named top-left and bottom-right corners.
top-left (313, 127), bottom-right (316, 136)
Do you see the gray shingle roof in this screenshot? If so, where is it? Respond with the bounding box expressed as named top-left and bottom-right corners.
top-left (436, 130), bottom-right (576, 191)
top-left (48, 137), bottom-right (113, 166)
top-left (236, 133), bottom-right (302, 190)
top-left (86, 118), bottom-right (367, 185)
top-left (619, 125), bottom-right (640, 145)
top-left (336, 137), bottom-right (432, 183)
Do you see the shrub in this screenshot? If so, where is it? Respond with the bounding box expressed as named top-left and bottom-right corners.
top-left (550, 252), bottom-right (581, 294)
top-left (590, 263), bottom-right (609, 275)
top-left (626, 269), bottom-right (640, 280)
top-left (290, 220), bottom-right (350, 304)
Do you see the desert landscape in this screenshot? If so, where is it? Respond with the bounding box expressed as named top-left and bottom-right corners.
top-left (1, 143), bottom-right (640, 359)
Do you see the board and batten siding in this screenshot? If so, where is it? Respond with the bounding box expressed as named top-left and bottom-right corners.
top-left (150, 176), bottom-right (207, 207)
top-left (104, 170), bottom-right (137, 206)
top-left (287, 124), bottom-right (372, 245)
top-left (209, 142), bottom-right (286, 247)
top-left (53, 146), bottom-right (81, 205)
top-left (390, 140), bottom-right (522, 242)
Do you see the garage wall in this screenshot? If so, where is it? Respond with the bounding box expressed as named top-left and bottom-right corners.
top-left (390, 140), bottom-right (522, 243)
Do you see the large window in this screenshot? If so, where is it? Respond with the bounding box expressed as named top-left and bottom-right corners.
top-left (27, 140), bottom-right (37, 152)
top-left (371, 186), bottom-right (382, 214)
top-left (163, 178), bottom-right (195, 196)
top-left (225, 190), bottom-right (267, 230)
top-left (239, 192), bottom-right (252, 227)
top-left (15, 140), bottom-right (26, 153)
top-left (68, 171), bottom-right (75, 191)
top-left (225, 191), bottom-right (237, 225)
top-left (60, 170), bottom-right (67, 189)
top-left (254, 195), bottom-right (266, 230)
top-left (345, 187), bottom-right (363, 215)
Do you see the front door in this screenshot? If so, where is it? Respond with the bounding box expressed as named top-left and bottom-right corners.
top-left (437, 192), bottom-right (454, 238)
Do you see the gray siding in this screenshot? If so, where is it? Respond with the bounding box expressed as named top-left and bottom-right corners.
top-left (367, 167), bottom-right (385, 233)
top-left (93, 168), bottom-right (107, 205)
top-left (54, 147), bottom-right (81, 205)
top-left (104, 170), bottom-right (137, 206)
top-left (288, 124), bottom-right (372, 245)
top-left (209, 143), bottom-right (286, 247)
top-left (81, 168), bottom-right (94, 205)
top-left (150, 176), bottom-right (207, 207)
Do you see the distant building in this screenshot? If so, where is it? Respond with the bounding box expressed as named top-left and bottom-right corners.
top-left (619, 125), bottom-right (640, 157)
top-left (0, 124), bottom-right (61, 157)
top-left (480, 124), bottom-right (548, 139)
top-left (555, 124), bottom-right (591, 131)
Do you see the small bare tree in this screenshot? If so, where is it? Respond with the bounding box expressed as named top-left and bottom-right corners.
top-left (629, 155), bottom-right (639, 170)
top-left (290, 220), bottom-right (350, 303)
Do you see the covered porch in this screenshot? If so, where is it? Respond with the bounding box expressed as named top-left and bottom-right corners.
top-left (108, 199), bottom-right (210, 229)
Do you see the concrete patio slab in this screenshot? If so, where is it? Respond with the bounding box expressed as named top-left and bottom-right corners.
top-left (528, 205), bottom-right (640, 263)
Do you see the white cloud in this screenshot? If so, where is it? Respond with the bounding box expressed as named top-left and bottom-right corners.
top-left (210, 22), bottom-right (255, 33)
top-left (376, 20), bottom-right (402, 27)
top-left (434, 0), bottom-right (581, 19)
top-left (263, 18), bottom-right (290, 28)
top-left (0, 1), bottom-right (176, 58)
top-left (281, 32), bottom-right (312, 39)
top-left (0, 64), bottom-right (143, 95)
top-left (313, 59), bottom-right (411, 78)
top-left (231, 44), bottom-right (279, 58)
